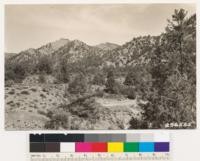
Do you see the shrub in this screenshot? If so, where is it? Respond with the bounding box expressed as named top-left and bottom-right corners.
top-left (42, 88), bottom-right (48, 92)
top-left (16, 102), bottom-right (20, 106)
top-left (44, 121), bottom-right (55, 129)
top-left (123, 66), bottom-right (152, 100)
top-left (105, 70), bottom-right (119, 94)
top-left (55, 70), bottom-right (70, 83)
top-left (37, 110), bottom-right (46, 116)
top-left (129, 117), bottom-right (148, 129)
top-left (68, 73), bottom-right (87, 95)
top-left (40, 94), bottom-right (46, 98)
top-left (44, 113), bottom-right (70, 129)
top-left (67, 97), bottom-right (101, 119)
top-left (54, 59), bottom-right (70, 83)
top-left (124, 71), bottom-right (135, 86)
top-left (63, 85), bottom-right (69, 98)
top-left (5, 63), bottom-right (26, 83)
top-left (5, 80), bottom-right (14, 87)
top-left (126, 87), bottom-right (136, 99)
top-left (118, 85), bottom-right (136, 99)
top-left (33, 104), bottom-right (38, 109)
top-left (30, 88), bottom-right (37, 92)
top-left (38, 74), bottom-right (46, 83)
top-left (37, 56), bottom-right (52, 74)
top-left (8, 90), bottom-right (15, 95)
top-left (5, 67), bottom-right (15, 81)
top-left (21, 90), bottom-right (29, 95)
top-left (46, 111), bottom-right (53, 118)
top-left (7, 101), bottom-right (13, 104)
top-left (92, 73), bottom-right (105, 85)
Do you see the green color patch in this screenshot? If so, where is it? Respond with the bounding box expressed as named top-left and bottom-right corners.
top-left (124, 142), bottom-right (139, 152)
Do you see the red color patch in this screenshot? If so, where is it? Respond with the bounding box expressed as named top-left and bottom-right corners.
top-left (92, 142), bottom-right (107, 152)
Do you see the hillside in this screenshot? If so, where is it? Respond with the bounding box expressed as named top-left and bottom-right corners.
top-left (95, 42), bottom-right (119, 51)
top-left (5, 9), bottom-right (196, 130)
top-left (5, 52), bottom-right (16, 60)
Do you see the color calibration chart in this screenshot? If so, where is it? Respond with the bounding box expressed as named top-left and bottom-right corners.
top-left (29, 133), bottom-right (170, 161)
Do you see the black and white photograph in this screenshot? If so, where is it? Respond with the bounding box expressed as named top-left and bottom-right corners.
top-left (4, 4), bottom-right (196, 130)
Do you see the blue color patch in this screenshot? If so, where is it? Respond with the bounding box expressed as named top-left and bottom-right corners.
top-left (139, 142), bottom-right (154, 152)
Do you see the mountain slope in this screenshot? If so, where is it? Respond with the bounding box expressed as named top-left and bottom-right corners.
top-left (106, 36), bottom-right (158, 68)
top-left (5, 52), bottom-right (17, 60)
top-left (6, 13), bottom-right (195, 75)
top-left (38, 38), bottom-right (70, 55)
top-left (95, 42), bottom-right (119, 51)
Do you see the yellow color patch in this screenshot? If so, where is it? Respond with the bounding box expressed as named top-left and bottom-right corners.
top-left (108, 142), bottom-right (124, 152)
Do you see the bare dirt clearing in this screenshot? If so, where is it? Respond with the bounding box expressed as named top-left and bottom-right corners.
top-left (95, 98), bottom-right (137, 107)
top-left (94, 97), bottom-right (142, 129)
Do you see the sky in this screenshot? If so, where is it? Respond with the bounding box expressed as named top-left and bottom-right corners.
top-left (5, 4), bottom-right (195, 53)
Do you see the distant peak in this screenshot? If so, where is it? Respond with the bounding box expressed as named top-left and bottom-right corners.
top-left (72, 39), bottom-right (83, 43)
top-left (58, 38), bottom-right (70, 41)
top-left (24, 48), bottom-right (36, 53)
top-left (37, 38), bottom-right (71, 54)
top-left (52, 38), bottom-right (70, 44)
top-left (72, 39), bottom-right (85, 45)
top-left (95, 42), bottom-right (119, 50)
top-left (27, 48), bottom-right (35, 51)
top-left (103, 42), bottom-right (117, 45)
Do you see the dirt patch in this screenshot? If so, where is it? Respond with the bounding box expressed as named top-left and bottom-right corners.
top-left (94, 97), bottom-right (142, 129)
top-left (5, 111), bottom-right (49, 130)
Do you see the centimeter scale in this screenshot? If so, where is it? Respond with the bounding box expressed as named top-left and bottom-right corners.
top-left (30, 152), bottom-right (170, 161)
top-left (29, 133), bottom-right (170, 161)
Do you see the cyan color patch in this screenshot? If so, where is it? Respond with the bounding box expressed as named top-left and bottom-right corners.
top-left (139, 142), bottom-right (154, 152)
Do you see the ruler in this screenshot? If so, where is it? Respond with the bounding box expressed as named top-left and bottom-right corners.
top-left (30, 152), bottom-right (170, 161)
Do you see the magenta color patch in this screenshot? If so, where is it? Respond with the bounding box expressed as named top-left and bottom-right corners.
top-left (75, 142), bottom-right (92, 152)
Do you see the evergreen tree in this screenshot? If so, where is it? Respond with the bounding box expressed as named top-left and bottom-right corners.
top-left (141, 43), bottom-right (168, 128)
top-left (166, 8), bottom-right (188, 74)
top-left (164, 9), bottom-right (196, 126)
top-left (140, 9), bottom-right (196, 128)
top-left (56, 59), bottom-right (70, 83)
top-left (92, 73), bottom-right (105, 85)
top-left (105, 70), bottom-right (118, 94)
top-left (68, 73), bottom-right (87, 95)
top-left (124, 71), bottom-right (135, 86)
top-left (38, 56), bottom-right (52, 74)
